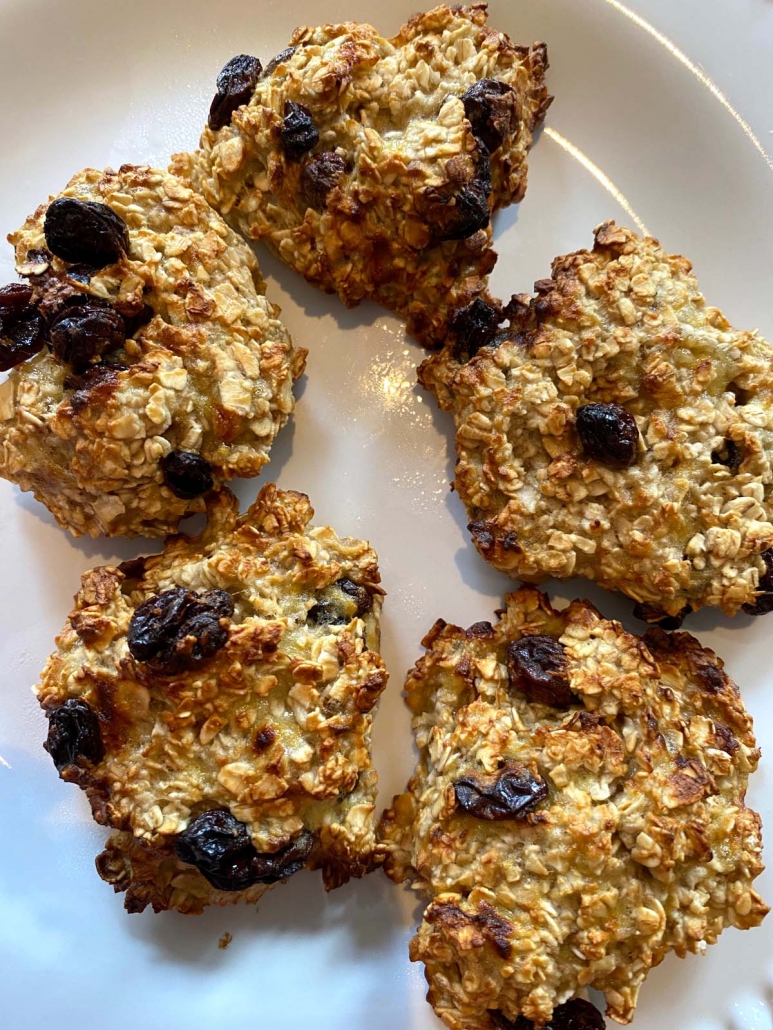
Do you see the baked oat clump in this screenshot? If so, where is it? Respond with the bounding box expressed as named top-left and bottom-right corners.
top-left (172, 3), bottom-right (551, 346)
top-left (0, 165), bottom-right (305, 538)
top-left (379, 587), bottom-right (767, 1028)
top-left (419, 222), bottom-right (773, 617)
top-left (36, 484), bottom-right (387, 914)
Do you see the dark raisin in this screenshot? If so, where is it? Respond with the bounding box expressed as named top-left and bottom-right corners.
top-left (308, 578), bottom-right (372, 625)
top-left (423, 182), bottom-right (491, 242)
top-left (208, 54), bottom-right (263, 132)
top-left (300, 151), bottom-right (347, 210)
top-left (264, 46), bottom-right (298, 76)
top-left (307, 598), bottom-right (346, 625)
top-left (711, 438), bottom-right (742, 472)
top-left (492, 998), bottom-right (606, 1030)
top-left (743, 548), bottom-right (773, 616)
top-left (161, 450), bottom-right (214, 499)
top-left (20, 248), bottom-right (51, 272)
top-left (576, 403), bottom-right (639, 468)
top-left (127, 587), bottom-right (234, 674)
top-left (249, 831), bottom-right (313, 884)
top-left (0, 307), bottom-right (46, 371)
top-left (123, 303), bottom-right (154, 338)
top-left (175, 810), bottom-right (312, 891)
top-left (65, 264), bottom-right (98, 284)
top-left (49, 302), bottom-right (126, 370)
top-left (338, 578), bottom-right (373, 617)
top-left (461, 79), bottom-right (519, 153)
top-left (466, 621), bottom-right (494, 638)
top-left (454, 766), bottom-right (547, 821)
top-left (0, 283), bottom-right (33, 318)
top-left (253, 725), bottom-right (277, 752)
top-left (44, 197), bottom-right (130, 268)
top-left (45, 698), bottom-right (104, 772)
top-left (64, 362), bottom-right (127, 412)
top-left (280, 100), bottom-right (319, 159)
top-left (507, 636), bottom-right (574, 707)
top-left (633, 602), bottom-right (691, 630)
top-left (450, 298), bottom-right (502, 361)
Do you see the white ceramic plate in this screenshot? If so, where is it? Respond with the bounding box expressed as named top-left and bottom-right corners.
top-left (1, 1), bottom-right (771, 1027)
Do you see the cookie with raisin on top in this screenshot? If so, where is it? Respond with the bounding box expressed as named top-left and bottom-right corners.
top-left (172, 4), bottom-right (551, 346)
top-left (379, 586), bottom-right (767, 1028)
top-left (419, 222), bottom-right (773, 618)
top-left (0, 164), bottom-right (305, 537)
top-left (36, 485), bottom-right (387, 914)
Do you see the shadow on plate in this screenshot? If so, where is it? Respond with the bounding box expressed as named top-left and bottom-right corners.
top-left (123, 864), bottom-right (408, 966)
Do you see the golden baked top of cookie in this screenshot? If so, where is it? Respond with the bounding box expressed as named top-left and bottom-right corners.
top-left (419, 222), bottom-right (773, 617)
top-left (37, 485), bottom-right (386, 887)
top-left (173, 3), bottom-right (550, 344)
top-left (0, 165), bottom-right (305, 537)
top-left (380, 586), bottom-right (767, 1027)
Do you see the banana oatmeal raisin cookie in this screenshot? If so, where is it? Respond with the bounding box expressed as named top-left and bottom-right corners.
top-left (379, 587), bottom-right (767, 1027)
top-left (0, 165), bottom-right (305, 537)
top-left (172, 3), bottom-right (551, 346)
top-left (36, 484), bottom-right (387, 914)
top-left (419, 222), bottom-right (773, 618)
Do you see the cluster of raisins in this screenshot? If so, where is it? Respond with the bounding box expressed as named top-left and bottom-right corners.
top-left (127, 587), bottom-right (234, 674)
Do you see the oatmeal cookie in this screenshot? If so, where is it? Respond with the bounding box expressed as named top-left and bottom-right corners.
top-left (419, 222), bottom-right (773, 618)
top-left (0, 165), bottom-right (305, 538)
top-left (379, 587), bottom-right (767, 1028)
top-left (36, 484), bottom-right (387, 914)
top-left (172, 4), bottom-right (551, 346)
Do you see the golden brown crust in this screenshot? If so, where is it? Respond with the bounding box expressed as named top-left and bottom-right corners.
top-left (419, 222), bottom-right (773, 615)
top-left (36, 485), bottom-right (387, 913)
top-left (379, 586), bottom-right (767, 1027)
top-left (0, 165), bottom-right (306, 537)
top-left (172, 4), bottom-right (550, 346)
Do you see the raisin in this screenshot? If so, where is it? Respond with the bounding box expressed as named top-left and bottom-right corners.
top-left (576, 403), bottom-right (639, 468)
top-left (454, 766), bottom-right (547, 821)
top-left (449, 298), bottom-right (502, 361)
top-left (19, 248), bottom-right (51, 272)
top-left (308, 577), bottom-right (372, 625)
top-left (280, 100), bottom-right (319, 159)
top-left (743, 548), bottom-right (773, 616)
top-left (175, 810), bottom-right (312, 891)
top-left (253, 725), bottom-right (277, 753)
top-left (0, 306), bottom-right (46, 371)
top-left (507, 636), bottom-right (574, 707)
top-left (123, 303), bottom-right (155, 338)
top-left (64, 362), bottom-right (126, 412)
top-left (423, 181), bottom-right (491, 242)
top-left (461, 79), bottom-right (519, 153)
top-left (208, 54), bottom-right (262, 132)
top-left (0, 283), bottom-right (33, 318)
top-left (65, 264), bottom-right (98, 284)
top-left (339, 577), bottom-right (373, 616)
top-left (127, 587), bottom-right (234, 674)
top-left (300, 151), bottom-right (347, 210)
top-left (45, 698), bottom-right (104, 772)
top-left (492, 998), bottom-right (605, 1030)
top-left (711, 438), bottom-right (742, 471)
top-left (49, 302), bottom-right (126, 370)
top-left (44, 197), bottom-right (130, 268)
top-left (161, 450), bottom-right (214, 499)
top-left (249, 831), bottom-right (313, 884)
top-left (264, 46), bottom-right (298, 76)
top-left (633, 601), bottom-right (691, 630)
